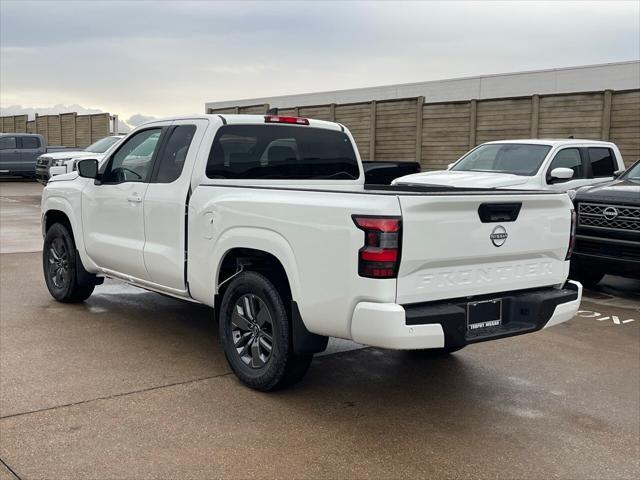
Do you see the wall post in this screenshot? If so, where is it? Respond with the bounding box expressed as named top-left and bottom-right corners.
top-left (415, 96), bottom-right (425, 163)
top-left (601, 90), bottom-right (612, 141)
top-left (530, 94), bottom-right (540, 138)
top-left (468, 99), bottom-right (477, 148)
top-left (369, 100), bottom-right (377, 161)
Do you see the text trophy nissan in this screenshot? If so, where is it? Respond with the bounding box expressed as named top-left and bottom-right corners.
top-left (41, 115), bottom-right (582, 391)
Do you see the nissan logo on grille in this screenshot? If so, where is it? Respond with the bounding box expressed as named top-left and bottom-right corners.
top-left (490, 225), bottom-right (508, 247)
top-left (603, 206), bottom-right (619, 220)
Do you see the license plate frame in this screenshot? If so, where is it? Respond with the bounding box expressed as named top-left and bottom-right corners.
top-left (467, 299), bottom-right (503, 331)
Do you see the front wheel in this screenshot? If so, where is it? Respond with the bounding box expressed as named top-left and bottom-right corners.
top-left (43, 223), bottom-right (95, 303)
top-left (219, 271), bottom-right (312, 391)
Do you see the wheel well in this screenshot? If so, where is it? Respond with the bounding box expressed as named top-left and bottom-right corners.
top-left (215, 248), bottom-right (328, 355)
top-left (217, 248), bottom-right (292, 302)
top-left (44, 210), bottom-right (72, 233)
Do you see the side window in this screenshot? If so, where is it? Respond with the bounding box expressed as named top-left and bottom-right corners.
top-left (154, 125), bottom-right (196, 183)
top-left (547, 148), bottom-right (583, 182)
top-left (0, 137), bottom-right (17, 150)
top-left (588, 148), bottom-right (615, 178)
top-left (102, 129), bottom-right (161, 184)
top-left (20, 136), bottom-right (40, 149)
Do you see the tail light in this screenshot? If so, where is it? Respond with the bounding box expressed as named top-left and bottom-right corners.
top-left (352, 215), bottom-right (402, 278)
top-left (566, 209), bottom-right (577, 260)
top-left (264, 115), bottom-right (309, 125)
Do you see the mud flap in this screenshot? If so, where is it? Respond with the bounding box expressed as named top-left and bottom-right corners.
top-left (292, 301), bottom-right (328, 355)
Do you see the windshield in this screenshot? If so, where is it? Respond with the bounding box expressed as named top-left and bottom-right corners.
top-left (85, 136), bottom-right (120, 153)
top-left (622, 161), bottom-right (640, 183)
top-left (451, 143), bottom-right (552, 176)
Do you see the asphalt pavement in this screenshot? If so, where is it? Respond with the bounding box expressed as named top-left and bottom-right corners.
top-left (1, 180), bottom-right (638, 479)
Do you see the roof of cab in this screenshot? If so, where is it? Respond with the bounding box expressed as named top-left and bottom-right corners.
top-left (482, 138), bottom-right (616, 147)
top-left (140, 114), bottom-right (343, 131)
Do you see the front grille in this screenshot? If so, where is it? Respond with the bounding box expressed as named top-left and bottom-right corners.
top-left (574, 238), bottom-right (640, 261)
top-left (37, 157), bottom-right (51, 167)
top-left (577, 202), bottom-right (640, 232)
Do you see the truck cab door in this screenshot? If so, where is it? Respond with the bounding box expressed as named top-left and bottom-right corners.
top-left (81, 127), bottom-right (164, 281)
top-left (18, 135), bottom-right (42, 176)
top-left (545, 147), bottom-right (591, 191)
top-left (142, 119), bottom-right (208, 291)
top-left (0, 136), bottom-right (20, 175)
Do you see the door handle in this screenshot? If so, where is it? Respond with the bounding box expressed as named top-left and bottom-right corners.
top-left (127, 193), bottom-right (142, 203)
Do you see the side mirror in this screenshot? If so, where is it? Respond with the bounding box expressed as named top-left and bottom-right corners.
top-left (613, 169), bottom-right (625, 179)
top-left (77, 159), bottom-right (98, 179)
top-left (550, 167), bottom-right (574, 183)
top-left (447, 163), bottom-right (455, 170)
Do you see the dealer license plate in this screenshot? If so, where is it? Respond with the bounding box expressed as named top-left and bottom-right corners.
top-left (467, 299), bottom-right (502, 331)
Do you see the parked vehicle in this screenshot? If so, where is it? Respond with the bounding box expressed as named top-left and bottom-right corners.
top-left (0, 133), bottom-right (72, 179)
top-left (35, 135), bottom-right (124, 185)
top-left (570, 159), bottom-right (640, 286)
top-left (41, 115), bottom-right (582, 390)
top-left (392, 139), bottom-right (626, 192)
top-left (363, 161), bottom-right (420, 185)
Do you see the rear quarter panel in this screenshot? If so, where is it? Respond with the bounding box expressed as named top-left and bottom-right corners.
top-left (187, 186), bottom-right (401, 339)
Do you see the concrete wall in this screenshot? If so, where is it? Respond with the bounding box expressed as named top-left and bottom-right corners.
top-left (206, 61), bottom-right (640, 110)
top-left (206, 62), bottom-right (640, 168)
top-left (207, 89), bottom-right (640, 168)
top-left (0, 112), bottom-right (111, 148)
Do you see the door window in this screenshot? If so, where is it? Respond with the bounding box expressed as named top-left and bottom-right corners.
top-left (154, 125), bottom-right (196, 183)
top-left (588, 148), bottom-right (615, 177)
top-left (547, 148), bottom-right (583, 183)
top-left (20, 136), bottom-right (40, 149)
top-left (0, 137), bottom-right (17, 150)
top-left (102, 129), bottom-right (161, 184)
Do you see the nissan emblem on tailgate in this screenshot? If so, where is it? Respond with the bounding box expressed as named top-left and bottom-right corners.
top-left (490, 225), bottom-right (508, 247)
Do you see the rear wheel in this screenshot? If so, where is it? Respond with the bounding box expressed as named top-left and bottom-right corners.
top-left (219, 271), bottom-right (312, 391)
top-left (43, 223), bottom-right (95, 303)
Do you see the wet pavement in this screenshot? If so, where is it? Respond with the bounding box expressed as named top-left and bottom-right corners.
top-left (1, 180), bottom-right (638, 479)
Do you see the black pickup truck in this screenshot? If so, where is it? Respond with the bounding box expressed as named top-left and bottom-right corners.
top-left (570, 160), bottom-right (640, 286)
top-left (362, 160), bottom-right (420, 185)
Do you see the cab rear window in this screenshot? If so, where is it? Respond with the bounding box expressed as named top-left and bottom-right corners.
top-left (206, 125), bottom-right (359, 180)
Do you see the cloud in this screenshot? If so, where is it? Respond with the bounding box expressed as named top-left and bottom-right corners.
top-left (126, 114), bottom-right (157, 127)
top-left (1, 1), bottom-right (638, 119)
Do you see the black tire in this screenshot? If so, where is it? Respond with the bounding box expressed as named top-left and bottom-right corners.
top-left (569, 264), bottom-right (604, 288)
top-left (43, 223), bottom-right (95, 303)
top-left (219, 271), bottom-right (312, 391)
top-left (409, 345), bottom-right (465, 357)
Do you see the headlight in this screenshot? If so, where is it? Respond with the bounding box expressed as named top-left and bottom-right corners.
top-left (52, 158), bottom-right (70, 166)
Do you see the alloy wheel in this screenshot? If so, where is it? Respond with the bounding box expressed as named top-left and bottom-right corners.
top-left (48, 237), bottom-right (69, 289)
top-left (231, 294), bottom-right (274, 368)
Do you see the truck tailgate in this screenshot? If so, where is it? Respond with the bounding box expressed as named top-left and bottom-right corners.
top-left (397, 193), bottom-right (571, 304)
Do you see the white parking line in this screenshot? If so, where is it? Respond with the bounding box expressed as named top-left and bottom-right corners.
top-left (578, 310), bottom-right (636, 325)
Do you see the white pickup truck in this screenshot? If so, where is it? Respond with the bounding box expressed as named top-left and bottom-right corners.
top-left (393, 139), bottom-right (626, 192)
top-left (41, 115), bottom-right (582, 390)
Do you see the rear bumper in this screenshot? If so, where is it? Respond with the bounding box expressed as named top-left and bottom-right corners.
top-left (350, 281), bottom-right (582, 350)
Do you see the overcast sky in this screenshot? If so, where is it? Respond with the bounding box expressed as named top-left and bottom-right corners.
top-left (1, 0), bottom-right (639, 128)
